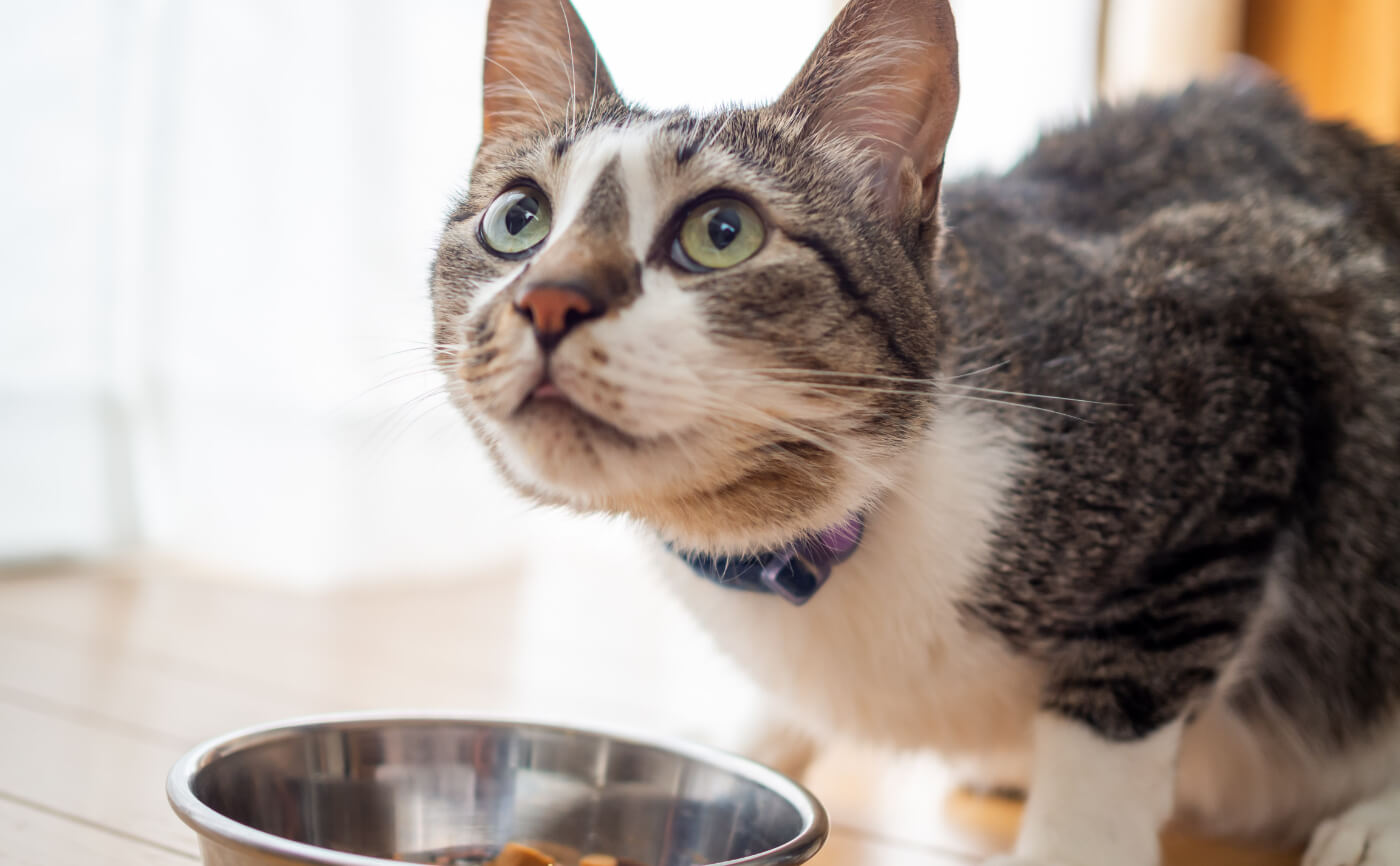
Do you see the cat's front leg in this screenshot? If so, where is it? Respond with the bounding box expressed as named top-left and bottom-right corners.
top-left (986, 713), bottom-right (1183, 866)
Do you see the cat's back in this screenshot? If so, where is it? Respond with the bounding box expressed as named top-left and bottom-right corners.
top-left (940, 81), bottom-right (1400, 390)
top-left (942, 83), bottom-right (1400, 316)
top-left (942, 82), bottom-right (1400, 778)
top-left (958, 81), bottom-right (1400, 243)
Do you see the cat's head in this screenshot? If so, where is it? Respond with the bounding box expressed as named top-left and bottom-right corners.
top-left (432, 0), bottom-right (958, 552)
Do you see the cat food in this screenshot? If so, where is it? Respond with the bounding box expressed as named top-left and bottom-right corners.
top-left (394, 841), bottom-right (642, 866)
top-left (493, 842), bottom-right (558, 866)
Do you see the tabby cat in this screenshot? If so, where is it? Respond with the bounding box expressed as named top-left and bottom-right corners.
top-left (430, 0), bottom-right (1400, 862)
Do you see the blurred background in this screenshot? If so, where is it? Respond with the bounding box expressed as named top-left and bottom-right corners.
top-left (2, 0), bottom-right (1397, 587)
top-left (1, 3), bottom-right (1397, 862)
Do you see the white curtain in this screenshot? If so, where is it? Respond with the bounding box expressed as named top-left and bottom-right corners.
top-left (2, 0), bottom-right (1102, 586)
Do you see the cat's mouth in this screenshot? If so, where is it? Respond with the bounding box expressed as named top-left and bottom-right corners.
top-left (529, 379), bottom-right (566, 400)
top-left (511, 371), bottom-right (639, 447)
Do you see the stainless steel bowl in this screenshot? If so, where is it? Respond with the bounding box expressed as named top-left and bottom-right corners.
top-left (167, 713), bottom-right (827, 866)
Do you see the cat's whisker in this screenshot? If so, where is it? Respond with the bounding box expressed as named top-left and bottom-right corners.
top-left (452, 347), bottom-right (514, 365)
top-left (555, 0), bottom-right (579, 133)
top-left (374, 344), bottom-right (455, 361)
top-left (477, 106), bottom-right (550, 130)
top-left (360, 384), bottom-right (456, 458)
top-left (630, 369), bottom-right (932, 406)
top-left (731, 413), bottom-right (937, 510)
top-left (657, 428), bottom-right (720, 481)
top-left (743, 366), bottom-right (940, 386)
top-left (547, 48), bottom-right (576, 134)
top-left (475, 357), bottom-right (528, 373)
top-left (732, 366), bottom-right (1119, 407)
top-left (946, 359), bottom-right (1010, 380)
top-left (755, 380), bottom-right (937, 401)
top-left (740, 375), bottom-right (1093, 423)
top-left (430, 339), bottom-right (522, 369)
top-left (584, 376), bottom-right (904, 494)
top-left (482, 58), bottom-right (550, 130)
top-left (617, 365), bottom-right (1094, 426)
top-left (383, 338), bottom-right (466, 349)
top-left (580, 372), bottom-right (829, 439)
top-left (357, 366), bottom-right (453, 398)
top-left (942, 394), bottom-right (1091, 423)
top-left (943, 383), bottom-right (1125, 407)
top-left (390, 383), bottom-right (456, 413)
top-left (586, 27), bottom-right (601, 128)
top-left (695, 111), bottom-right (736, 158)
top-left (381, 394), bottom-right (457, 452)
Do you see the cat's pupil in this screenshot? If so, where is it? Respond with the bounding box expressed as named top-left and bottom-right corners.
top-left (505, 197), bottom-right (540, 235)
top-left (708, 208), bottom-right (741, 249)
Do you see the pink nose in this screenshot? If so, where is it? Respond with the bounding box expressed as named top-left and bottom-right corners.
top-left (513, 285), bottom-right (600, 350)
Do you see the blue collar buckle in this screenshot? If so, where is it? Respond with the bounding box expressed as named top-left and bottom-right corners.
top-left (671, 514), bottom-right (865, 606)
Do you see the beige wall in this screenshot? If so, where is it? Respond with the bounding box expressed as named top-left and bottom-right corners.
top-left (1100, 0), bottom-right (1247, 100)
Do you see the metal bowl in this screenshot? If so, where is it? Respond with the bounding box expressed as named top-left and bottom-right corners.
top-left (167, 712), bottom-right (827, 866)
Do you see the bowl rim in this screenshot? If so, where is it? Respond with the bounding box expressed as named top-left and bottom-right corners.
top-left (166, 710), bottom-right (829, 866)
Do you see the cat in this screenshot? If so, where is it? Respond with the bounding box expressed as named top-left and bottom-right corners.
top-left (429, 0), bottom-right (1400, 863)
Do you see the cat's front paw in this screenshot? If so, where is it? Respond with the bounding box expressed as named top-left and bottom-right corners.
top-left (1305, 791), bottom-right (1400, 866)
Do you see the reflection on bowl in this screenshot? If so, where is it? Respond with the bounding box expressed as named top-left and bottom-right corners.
top-left (167, 713), bottom-right (828, 866)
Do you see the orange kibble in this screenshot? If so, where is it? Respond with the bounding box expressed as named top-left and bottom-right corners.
top-left (493, 842), bottom-right (558, 866)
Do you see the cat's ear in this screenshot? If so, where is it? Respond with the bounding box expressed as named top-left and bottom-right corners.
top-left (778, 0), bottom-right (959, 222)
top-left (482, 0), bottom-right (618, 141)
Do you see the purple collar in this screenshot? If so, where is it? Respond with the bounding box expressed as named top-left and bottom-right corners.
top-left (670, 514), bottom-right (865, 606)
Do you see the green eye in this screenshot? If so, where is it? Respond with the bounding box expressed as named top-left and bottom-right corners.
top-left (673, 198), bottom-right (765, 271)
top-left (480, 186), bottom-right (552, 255)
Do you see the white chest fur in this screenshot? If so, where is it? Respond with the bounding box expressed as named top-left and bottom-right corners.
top-left (661, 405), bottom-right (1043, 756)
top-left (658, 406), bottom-right (1400, 840)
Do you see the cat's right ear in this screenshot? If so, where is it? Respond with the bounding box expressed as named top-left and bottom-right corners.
top-left (482, 0), bottom-right (618, 141)
top-left (777, 0), bottom-right (959, 223)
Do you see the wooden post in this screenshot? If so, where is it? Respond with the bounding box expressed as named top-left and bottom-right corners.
top-left (1246, 0), bottom-right (1400, 141)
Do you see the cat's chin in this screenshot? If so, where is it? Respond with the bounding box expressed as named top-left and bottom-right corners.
top-left (485, 409), bottom-right (868, 553)
top-left (484, 397), bottom-right (721, 508)
top-left (512, 394), bottom-right (642, 452)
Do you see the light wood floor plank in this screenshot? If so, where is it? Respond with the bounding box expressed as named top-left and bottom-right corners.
top-left (0, 567), bottom-right (1303, 865)
top-left (0, 793), bottom-right (198, 865)
top-left (812, 829), bottom-right (972, 866)
top-left (0, 570), bottom-right (689, 733)
top-left (0, 682), bottom-right (957, 866)
top-left (0, 570), bottom-right (992, 862)
top-left (0, 700), bottom-right (196, 856)
top-left (0, 625), bottom-right (323, 746)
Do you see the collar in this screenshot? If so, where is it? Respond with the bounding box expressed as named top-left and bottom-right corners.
top-left (670, 514), bottom-right (865, 606)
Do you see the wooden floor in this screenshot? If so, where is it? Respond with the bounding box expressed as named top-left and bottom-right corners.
top-left (0, 559), bottom-right (1302, 865)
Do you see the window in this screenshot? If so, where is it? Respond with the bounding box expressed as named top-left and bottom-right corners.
top-left (2, 0), bottom-right (1106, 583)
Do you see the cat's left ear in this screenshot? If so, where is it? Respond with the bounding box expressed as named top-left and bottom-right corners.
top-left (482, 0), bottom-right (618, 141)
top-left (777, 0), bottom-right (959, 222)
